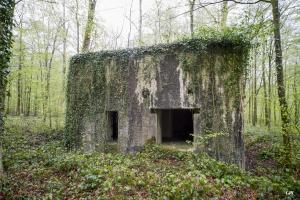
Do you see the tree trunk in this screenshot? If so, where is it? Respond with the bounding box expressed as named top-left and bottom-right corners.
top-left (62, 0), bottom-right (67, 90)
top-left (43, 42), bottom-right (49, 122)
top-left (189, 0), bottom-right (195, 37)
top-left (17, 19), bottom-right (24, 116)
top-left (155, 0), bottom-right (162, 44)
top-left (248, 66), bottom-right (252, 123)
top-left (138, 0), bottom-right (142, 45)
top-left (0, 0), bottom-right (15, 176)
top-left (34, 74), bottom-right (38, 116)
top-left (262, 41), bottom-right (269, 127)
top-left (82, 0), bottom-right (97, 52)
top-left (294, 62), bottom-right (299, 125)
top-left (75, 0), bottom-right (80, 53)
top-left (45, 31), bottom-right (58, 128)
top-left (252, 47), bottom-right (258, 126)
top-left (248, 91), bottom-right (252, 123)
top-left (6, 82), bottom-right (11, 115)
top-left (271, 0), bottom-right (291, 165)
top-left (127, 0), bottom-right (134, 47)
top-left (25, 75), bottom-right (32, 116)
top-left (268, 38), bottom-right (273, 129)
top-left (220, 1), bottom-right (229, 29)
top-left (273, 80), bottom-right (277, 123)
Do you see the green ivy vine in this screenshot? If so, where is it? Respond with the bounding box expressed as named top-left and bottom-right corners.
top-left (65, 28), bottom-right (251, 150)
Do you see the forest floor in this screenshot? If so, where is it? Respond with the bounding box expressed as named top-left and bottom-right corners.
top-left (0, 117), bottom-right (299, 199)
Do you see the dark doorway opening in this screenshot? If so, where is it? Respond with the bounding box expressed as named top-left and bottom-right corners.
top-left (159, 109), bottom-right (193, 142)
top-left (107, 111), bottom-right (118, 141)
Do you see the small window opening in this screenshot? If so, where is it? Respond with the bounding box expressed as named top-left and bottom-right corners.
top-left (107, 111), bottom-right (118, 141)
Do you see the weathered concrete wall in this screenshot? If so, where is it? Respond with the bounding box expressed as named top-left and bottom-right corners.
top-left (66, 39), bottom-right (249, 167)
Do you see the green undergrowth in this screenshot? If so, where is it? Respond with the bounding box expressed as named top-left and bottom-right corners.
top-left (1, 117), bottom-right (299, 199)
top-left (245, 126), bottom-right (300, 177)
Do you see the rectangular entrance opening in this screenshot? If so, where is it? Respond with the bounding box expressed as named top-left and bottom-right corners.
top-left (158, 109), bottom-right (193, 143)
top-left (107, 111), bottom-right (118, 141)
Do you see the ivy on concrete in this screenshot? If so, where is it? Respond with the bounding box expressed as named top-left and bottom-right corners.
top-left (65, 28), bottom-right (251, 150)
top-left (71, 29), bottom-right (250, 65)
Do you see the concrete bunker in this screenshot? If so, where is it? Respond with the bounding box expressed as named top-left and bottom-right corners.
top-left (65, 37), bottom-right (250, 167)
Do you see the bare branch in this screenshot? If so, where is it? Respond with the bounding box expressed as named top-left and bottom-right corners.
top-left (16, 0), bottom-right (57, 5)
top-left (160, 0), bottom-right (271, 22)
top-left (225, 0), bottom-right (270, 5)
top-left (160, 0), bottom-right (225, 22)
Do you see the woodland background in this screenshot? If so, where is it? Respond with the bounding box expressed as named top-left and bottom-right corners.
top-left (6, 0), bottom-right (299, 130)
top-left (0, 0), bottom-right (299, 199)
